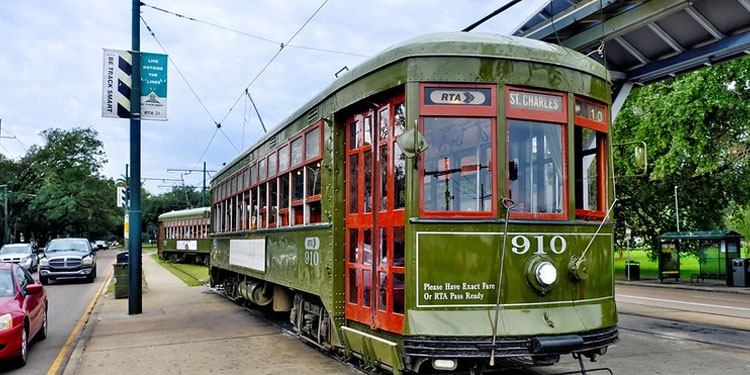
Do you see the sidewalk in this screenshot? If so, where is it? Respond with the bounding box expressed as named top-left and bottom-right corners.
top-left (62, 254), bottom-right (358, 375)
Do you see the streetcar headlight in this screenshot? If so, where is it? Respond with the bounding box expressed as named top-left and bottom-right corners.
top-left (432, 359), bottom-right (457, 371)
top-left (535, 262), bottom-right (558, 286)
top-left (0, 313), bottom-right (12, 332)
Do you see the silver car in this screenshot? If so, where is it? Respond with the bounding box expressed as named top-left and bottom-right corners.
top-left (0, 243), bottom-right (39, 272)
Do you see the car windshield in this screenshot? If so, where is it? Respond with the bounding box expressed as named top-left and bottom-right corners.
top-left (0, 270), bottom-right (13, 297)
top-left (0, 244), bottom-right (30, 255)
top-left (46, 240), bottom-right (89, 253)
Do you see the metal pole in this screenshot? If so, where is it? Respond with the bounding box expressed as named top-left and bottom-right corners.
top-left (674, 185), bottom-right (680, 232)
top-left (2, 185), bottom-right (7, 246)
top-left (202, 161), bottom-right (206, 207)
top-left (128, 0), bottom-right (143, 315)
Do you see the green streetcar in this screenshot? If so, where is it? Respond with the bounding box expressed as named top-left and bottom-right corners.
top-left (209, 32), bottom-right (617, 373)
top-left (157, 207), bottom-right (212, 264)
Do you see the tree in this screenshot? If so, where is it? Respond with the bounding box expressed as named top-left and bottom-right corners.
top-left (613, 56), bottom-right (750, 254)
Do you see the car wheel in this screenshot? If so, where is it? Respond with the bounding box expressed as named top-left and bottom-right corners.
top-left (14, 325), bottom-right (28, 367)
top-left (40, 276), bottom-right (49, 285)
top-left (37, 307), bottom-right (48, 341)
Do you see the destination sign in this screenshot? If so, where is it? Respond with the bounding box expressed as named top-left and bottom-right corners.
top-left (424, 87), bottom-right (491, 106)
top-left (508, 90), bottom-right (562, 113)
top-left (575, 99), bottom-right (606, 124)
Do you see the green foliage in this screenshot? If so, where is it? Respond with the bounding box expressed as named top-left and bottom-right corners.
top-left (613, 56), bottom-right (750, 253)
top-left (142, 186), bottom-right (204, 242)
top-left (1, 127), bottom-right (123, 244)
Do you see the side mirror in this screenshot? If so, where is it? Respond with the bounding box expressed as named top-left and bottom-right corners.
top-left (26, 284), bottom-right (43, 295)
top-left (395, 125), bottom-right (428, 159)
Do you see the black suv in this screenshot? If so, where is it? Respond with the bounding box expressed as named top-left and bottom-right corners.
top-left (38, 238), bottom-right (97, 284)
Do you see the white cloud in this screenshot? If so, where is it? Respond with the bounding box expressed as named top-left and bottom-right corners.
top-left (0, 0), bottom-right (547, 191)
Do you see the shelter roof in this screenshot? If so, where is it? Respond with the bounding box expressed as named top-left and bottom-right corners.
top-left (514, 0), bottom-right (750, 85)
top-left (657, 231), bottom-right (743, 240)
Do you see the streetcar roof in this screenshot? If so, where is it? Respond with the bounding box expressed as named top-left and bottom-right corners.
top-left (158, 207), bottom-right (211, 221)
top-left (214, 32), bottom-right (608, 181)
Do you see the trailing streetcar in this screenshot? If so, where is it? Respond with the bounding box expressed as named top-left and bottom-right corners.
top-left (209, 32), bottom-right (618, 374)
top-left (157, 207), bottom-right (211, 264)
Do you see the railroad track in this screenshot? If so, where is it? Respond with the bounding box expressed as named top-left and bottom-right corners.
top-left (205, 284), bottom-right (612, 375)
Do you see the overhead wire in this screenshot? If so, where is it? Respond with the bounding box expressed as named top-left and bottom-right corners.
top-left (216, 0), bottom-right (331, 126)
top-left (140, 2), bottom-right (367, 57)
top-left (0, 127), bottom-right (28, 153)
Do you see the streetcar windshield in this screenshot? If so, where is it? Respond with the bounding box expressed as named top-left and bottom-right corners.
top-left (422, 117), bottom-right (493, 213)
top-left (508, 119), bottom-right (565, 215)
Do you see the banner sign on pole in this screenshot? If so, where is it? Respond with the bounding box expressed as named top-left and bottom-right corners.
top-left (102, 49), bottom-right (167, 121)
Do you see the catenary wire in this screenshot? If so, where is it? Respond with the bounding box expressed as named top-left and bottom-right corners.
top-left (193, 128), bottom-right (219, 170)
top-left (140, 2), bottom-right (367, 58)
top-left (216, 0), bottom-right (330, 126)
top-left (0, 127), bottom-right (28, 153)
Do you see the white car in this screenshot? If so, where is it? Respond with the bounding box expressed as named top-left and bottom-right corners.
top-left (0, 244), bottom-right (39, 272)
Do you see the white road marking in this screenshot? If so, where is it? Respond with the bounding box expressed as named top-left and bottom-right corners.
top-left (617, 294), bottom-right (750, 312)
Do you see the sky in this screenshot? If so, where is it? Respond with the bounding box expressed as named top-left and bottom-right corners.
top-left (0, 0), bottom-right (547, 193)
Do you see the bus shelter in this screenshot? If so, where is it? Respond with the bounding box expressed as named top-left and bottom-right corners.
top-left (657, 231), bottom-right (743, 286)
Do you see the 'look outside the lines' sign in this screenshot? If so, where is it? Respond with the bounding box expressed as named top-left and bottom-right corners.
top-left (102, 49), bottom-right (168, 121)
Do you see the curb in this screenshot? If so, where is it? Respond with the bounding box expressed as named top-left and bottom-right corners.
top-left (615, 280), bottom-right (750, 295)
top-left (55, 269), bottom-right (113, 375)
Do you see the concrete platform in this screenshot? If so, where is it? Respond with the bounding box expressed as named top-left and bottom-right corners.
top-left (62, 254), bottom-right (358, 375)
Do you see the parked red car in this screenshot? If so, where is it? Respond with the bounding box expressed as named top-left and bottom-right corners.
top-left (0, 262), bottom-right (47, 367)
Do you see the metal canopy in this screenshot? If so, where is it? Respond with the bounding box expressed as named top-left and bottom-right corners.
top-left (514, 0), bottom-right (750, 88)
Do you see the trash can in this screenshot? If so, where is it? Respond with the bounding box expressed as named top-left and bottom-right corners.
top-left (731, 258), bottom-right (750, 287)
top-left (114, 252), bottom-right (129, 299)
top-left (625, 260), bottom-right (640, 281)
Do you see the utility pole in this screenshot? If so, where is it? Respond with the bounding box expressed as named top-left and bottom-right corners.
top-left (1, 185), bottom-right (7, 246)
top-left (674, 185), bottom-right (680, 232)
top-left (166, 163), bottom-right (218, 207)
top-left (129, 0), bottom-right (143, 315)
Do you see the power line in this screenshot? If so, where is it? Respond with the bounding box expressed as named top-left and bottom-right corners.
top-left (193, 128), bottom-right (219, 170)
top-left (140, 2), bottom-right (367, 58)
top-left (217, 0), bottom-right (330, 126)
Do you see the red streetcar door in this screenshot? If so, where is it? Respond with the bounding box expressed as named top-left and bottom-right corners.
top-left (345, 95), bottom-right (406, 333)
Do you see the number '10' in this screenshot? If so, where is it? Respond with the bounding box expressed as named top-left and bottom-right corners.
top-left (511, 235), bottom-right (567, 255)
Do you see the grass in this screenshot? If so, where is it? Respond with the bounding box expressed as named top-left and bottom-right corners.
top-left (150, 254), bottom-right (209, 286)
top-left (614, 247), bottom-right (750, 280)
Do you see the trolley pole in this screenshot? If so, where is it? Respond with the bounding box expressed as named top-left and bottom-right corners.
top-left (674, 185), bottom-right (680, 232)
top-left (166, 164), bottom-right (217, 207)
top-left (128, 0), bottom-right (143, 315)
top-left (203, 162), bottom-right (206, 207)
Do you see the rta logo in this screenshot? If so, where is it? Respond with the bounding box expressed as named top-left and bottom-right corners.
top-left (305, 237), bottom-right (320, 250)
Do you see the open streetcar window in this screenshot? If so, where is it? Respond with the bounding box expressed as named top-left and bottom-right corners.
top-left (419, 84), bottom-right (497, 218)
top-left (574, 96), bottom-right (608, 218)
top-left (506, 87), bottom-right (567, 220)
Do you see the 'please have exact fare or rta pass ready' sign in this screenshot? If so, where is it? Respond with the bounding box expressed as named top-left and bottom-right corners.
top-left (101, 49), bottom-right (168, 121)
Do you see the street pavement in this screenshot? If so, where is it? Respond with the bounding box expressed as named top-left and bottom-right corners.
top-left (1, 249), bottom-right (116, 375)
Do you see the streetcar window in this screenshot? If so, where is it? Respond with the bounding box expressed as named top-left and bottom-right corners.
top-left (292, 168), bottom-right (304, 201)
top-left (379, 144), bottom-right (388, 211)
top-left (259, 158), bottom-right (267, 181)
top-left (280, 174), bottom-right (290, 209)
top-left (305, 127), bottom-right (320, 161)
top-left (348, 269), bottom-right (358, 304)
top-left (363, 150), bottom-right (372, 213)
top-left (363, 228), bottom-right (372, 265)
top-left (378, 272), bottom-right (387, 312)
top-left (306, 163), bottom-right (321, 197)
top-left (575, 127), bottom-right (605, 213)
top-left (363, 116), bottom-right (372, 146)
top-left (251, 164), bottom-right (257, 185)
top-left (268, 153), bottom-right (277, 177)
top-left (349, 229), bottom-right (358, 263)
top-left (250, 187), bottom-right (258, 230)
top-left (243, 169), bottom-right (249, 189)
top-left (348, 154), bottom-right (359, 213)
top-left (379, 108), bottom-right (389, 140)
top-left (269, 181), bottom-right (277, 226)
top-left (422, 117), bottom-right (492, 213)
top-left (291, 137), bottom-right (303, 166)
top-left (394, 142), bottom-right (406, 209)
top-left (363, 270), bottom-right (372, 308)
top-left (279, 145), bottom-right (289, 172)
top-left (349, 120), bottom-right (360, 150)
top-left (393, 102), bottom-right (406, 136)
top-left (393, 227), bottom-right (405, 268)
top-left (306, 201), bottom-right (321, 224)
top-left (508, 120), bottom-right (565, 217)
top-left (392, 273), bottom-right (404, 314)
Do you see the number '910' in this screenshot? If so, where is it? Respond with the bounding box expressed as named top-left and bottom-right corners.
top-left (511, 235), bottom-right (567, 255)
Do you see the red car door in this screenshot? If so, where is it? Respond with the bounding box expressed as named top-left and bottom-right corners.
top-left (15, 266), bottom-right (42, 336)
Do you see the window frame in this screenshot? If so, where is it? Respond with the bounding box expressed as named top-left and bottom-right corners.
top-left (418, 83), bottom-right (498, 219)
top-left (574, 95), bottom-right (609, 219)
top-left (505, 85), bottom-right (569, 221)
